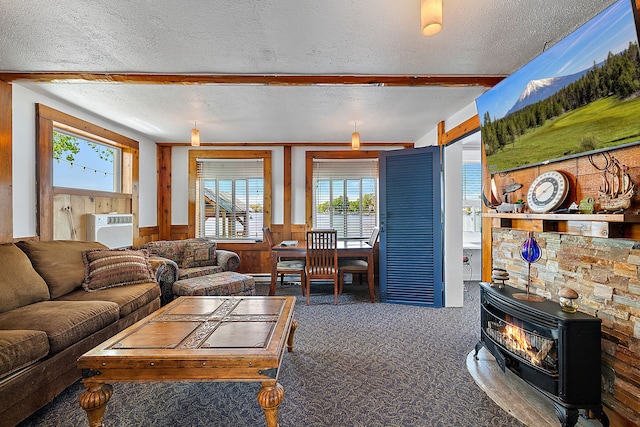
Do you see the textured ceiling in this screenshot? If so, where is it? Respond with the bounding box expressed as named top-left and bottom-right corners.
top-left (0, 0), bottom-right (617, 144)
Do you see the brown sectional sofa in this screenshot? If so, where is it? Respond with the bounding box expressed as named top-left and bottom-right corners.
top-left (0, 240), bottom-right (161, 427)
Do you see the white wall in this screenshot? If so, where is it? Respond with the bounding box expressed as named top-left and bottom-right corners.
top-left (11, 84), bottom-right (158, 238)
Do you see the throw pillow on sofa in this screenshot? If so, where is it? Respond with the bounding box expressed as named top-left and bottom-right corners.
top-left (82, 249), bottom-right (156, 291)
top-left (181, 240), bottom-right (217, 268)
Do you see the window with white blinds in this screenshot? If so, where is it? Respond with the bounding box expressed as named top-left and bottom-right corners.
top-left (313, 159), bottom-right (378, 239)
top-left (196, 158), bottom-right (264, 239)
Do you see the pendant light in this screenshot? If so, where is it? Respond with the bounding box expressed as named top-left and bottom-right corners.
top-left (421, 0), bottom-right (443, 36)
top-left (191, 122), bottom-right (200, 147)
top-left (351, 123), bottom-right (360, 150)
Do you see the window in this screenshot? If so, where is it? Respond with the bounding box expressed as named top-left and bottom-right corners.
top-left (462, 162), bottom-right (482, 232)
top-left (36, 104), bottom-right (139, 241)
top-left (53, 129), bottom-right (122, 192)
top-left (312, 159), bottom-right (378, 239)
top-left (195, 157), bottom-right (265, 240)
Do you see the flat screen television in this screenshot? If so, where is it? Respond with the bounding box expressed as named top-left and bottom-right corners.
top-left (476, 0), bottom-right (640, 175)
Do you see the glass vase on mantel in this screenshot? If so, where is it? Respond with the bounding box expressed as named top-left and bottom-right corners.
top-left (513, 231), bottom-right (545, 302)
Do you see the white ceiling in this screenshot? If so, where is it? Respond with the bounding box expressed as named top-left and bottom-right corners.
top-left (0, 0), bottom-right (616, 145)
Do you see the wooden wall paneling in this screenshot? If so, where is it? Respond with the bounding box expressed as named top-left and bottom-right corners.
top-left (137, 226), bottom-right (160, 247)
top-left (0, 81), bottom-right (11, 243)
top-left (170, 225), bottom-right (189, 241)
top-left (53, 194), bottom-right (71, 240)
top-left (157, 145), bottom-right (172, 240)
top-left (489, 144), bottom-right (640, 212)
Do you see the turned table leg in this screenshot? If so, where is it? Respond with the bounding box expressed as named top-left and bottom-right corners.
top-left (287, 320), bottom-right (298, 352)
top-left (257, 382), bottom-right (284, 427)
top-left (79, 382), bottom-right (113, 427)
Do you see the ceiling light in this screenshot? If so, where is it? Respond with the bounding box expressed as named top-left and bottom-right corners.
top-left (191, 122), bottom-right (200, 147)
top-left (351, 123), bottom-right (360, 150)
top-left (421, 0), bottom-right (442, 36)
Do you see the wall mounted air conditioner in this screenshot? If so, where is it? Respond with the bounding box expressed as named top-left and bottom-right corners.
top-left (86, 213), bottom-right (133, 248)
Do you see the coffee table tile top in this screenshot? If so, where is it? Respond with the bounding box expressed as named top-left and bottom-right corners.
top-left (105, 297), bottom-right (286, 351)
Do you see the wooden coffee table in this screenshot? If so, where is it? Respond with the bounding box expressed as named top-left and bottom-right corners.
top-left (77, 296), bottom-right (297, 427)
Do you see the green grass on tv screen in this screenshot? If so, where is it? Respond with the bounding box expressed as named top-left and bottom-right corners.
top-left (485, 96), bottom-right (640, 173)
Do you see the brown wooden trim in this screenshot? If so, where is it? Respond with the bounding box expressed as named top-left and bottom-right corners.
top-left (442, 115), bottom-right (481, 145)
top-left (156, 141), bottom-right (414, 148)
top-left (0, 81), bottom-right (12, 243)
top-left (437, 121), bottom-right (445, 146)
top-left (187, 150), bottom-right (272, 239)
top-left (53, 187), bottom-right (133, 198)
top-left (305, 150), bottom-right (381, 230)
top-left (305, 150), bottom-right (382, 160)
top-left (36, 107), bottom-right (54, 240)
top-left (37, 105), bottom-right (138, 149)
top-left (157, 145), bottom-right (172, 240)
top-left (481, 133), bottom-right (492, 283)
top-left (0, 73), bottom-right (506, 88)
top-left (283, 146), bottom-right (292, 239)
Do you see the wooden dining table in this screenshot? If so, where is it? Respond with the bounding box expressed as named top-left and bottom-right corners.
top-left (270, 240), bottom-right (375, 302)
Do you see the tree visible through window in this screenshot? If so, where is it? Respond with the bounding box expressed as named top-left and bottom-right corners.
top-left (53, 130), bottom-right (121, 192)
top-left (313, 159), bottom-right (378, 239)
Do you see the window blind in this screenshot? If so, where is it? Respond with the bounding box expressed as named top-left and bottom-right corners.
top-left (462, 163), bottom-right (481, 201)
top-left (196, 159), bottom-right (264, 239)
top-left (312, 159), bottom-right (378, 239)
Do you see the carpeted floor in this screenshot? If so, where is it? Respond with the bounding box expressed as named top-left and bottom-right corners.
top-left (18, 280), bottom-right (525, 427)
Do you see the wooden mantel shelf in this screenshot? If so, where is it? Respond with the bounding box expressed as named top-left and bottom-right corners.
top-left (484, 212), bottom-right (640, 239)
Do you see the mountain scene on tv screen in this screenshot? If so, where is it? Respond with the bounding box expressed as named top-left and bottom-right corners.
top-left (480, 0), bottom-right (640, 173)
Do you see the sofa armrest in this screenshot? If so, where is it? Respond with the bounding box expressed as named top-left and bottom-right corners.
top-left (216, 249), bottom-right (240, 272)
top-left (148, 256), bottom-right (179, 305)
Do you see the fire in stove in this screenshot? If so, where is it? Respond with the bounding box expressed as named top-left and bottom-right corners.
top-left (485, 315), bottom-right (557, 372)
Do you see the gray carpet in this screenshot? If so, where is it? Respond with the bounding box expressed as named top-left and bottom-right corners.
top-left (18, 281), bottom-right (524, 427)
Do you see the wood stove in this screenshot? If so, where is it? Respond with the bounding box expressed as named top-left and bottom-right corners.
top-left (475, 282), bottom-right (609, 427)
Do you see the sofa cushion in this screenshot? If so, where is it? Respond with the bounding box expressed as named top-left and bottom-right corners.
top-left (180, 239), bottom-right (217, 268)
top-left (178, 265), bottom-right (225, 280)
top-left (0, 243), bottom-right (50, 314)
top-left (0, 329), bottom-right (50, 378)
top-left (0, 301), bottom-right (119, 354)
top-left (58, 282), bottom-right (160, 318)
top-left (82, 249), bottom-right (156, 291)
top-left (141, 238), bottom-right (210, 266)
top-left (16, 240), bottom-right (108, 299)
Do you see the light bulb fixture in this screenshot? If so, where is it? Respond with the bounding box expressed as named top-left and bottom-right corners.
top-left (191, 122), bottom-right (200, 147)
top-left (351, 123), bottom-right (360, 150)
top-left (421, 0), bottom-right (442, 36)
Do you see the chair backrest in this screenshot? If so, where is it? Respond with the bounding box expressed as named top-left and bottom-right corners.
top-left (368, 227), bottom-right (380, 247)
top-left (263, 227), bottom-right (274, 248)
top-left (306, 229), bottom-right (338, 274)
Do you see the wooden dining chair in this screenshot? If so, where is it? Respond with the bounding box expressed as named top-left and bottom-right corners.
top-left (338, 227), bottom-right (378, 298)
top-left (263, 227), bottom-right (306, 295)
top-left (305, 229), bottom-right (339, 305)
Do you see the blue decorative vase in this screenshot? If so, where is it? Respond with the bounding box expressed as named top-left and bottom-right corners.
top-left (520, 235), bottom-right (541, 264)
top-left (514, 232), bottom-right (545, 302)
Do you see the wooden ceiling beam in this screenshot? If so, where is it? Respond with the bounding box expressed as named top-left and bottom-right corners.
top-left (0, 73), bottom-right (504, 88)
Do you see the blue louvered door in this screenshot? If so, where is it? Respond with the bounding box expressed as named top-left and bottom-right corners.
top-left (379, 146), bottom-right (443, 307)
